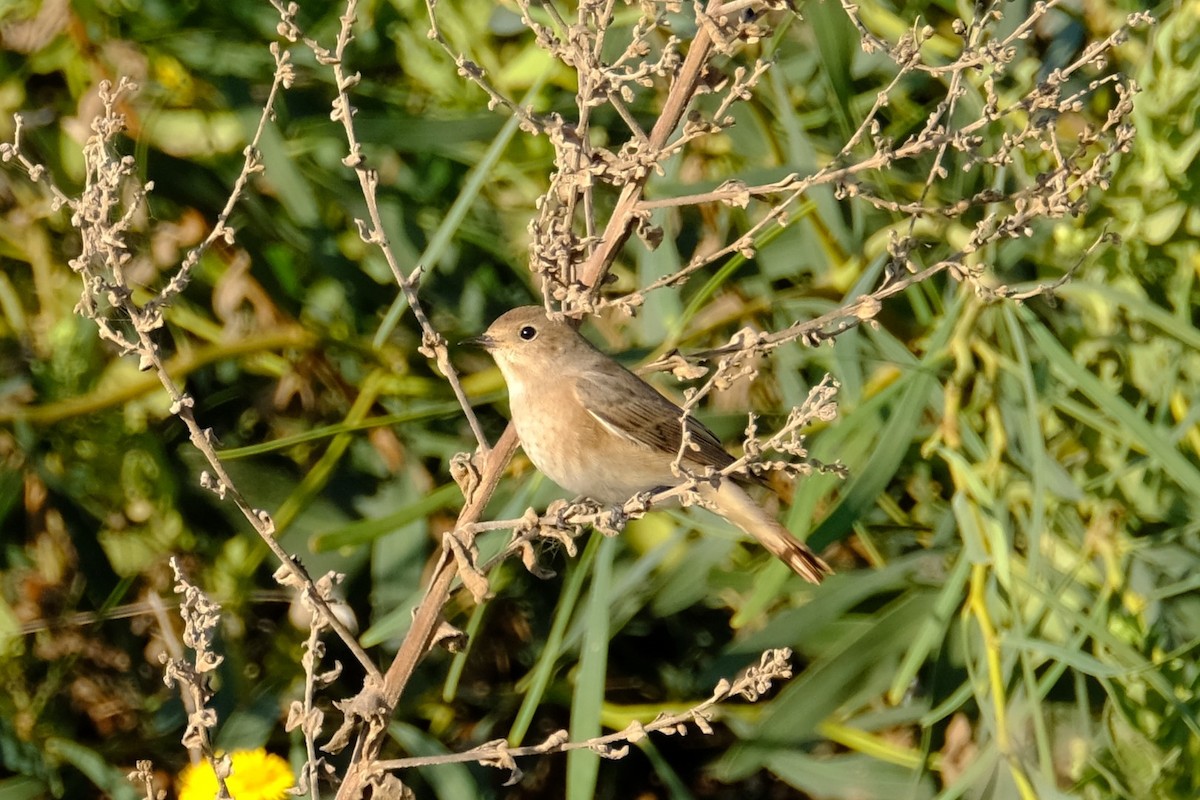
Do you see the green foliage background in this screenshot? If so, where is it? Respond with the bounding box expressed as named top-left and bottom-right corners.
top-left (0, 0), bottom-right (1197, 798)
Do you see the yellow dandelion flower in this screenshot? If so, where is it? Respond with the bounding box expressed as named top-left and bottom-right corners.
top-left (177, 748), bottom-right (294, 800)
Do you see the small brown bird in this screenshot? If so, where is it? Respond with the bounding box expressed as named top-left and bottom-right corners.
top-left (467, 306), bottom-right (830, 583)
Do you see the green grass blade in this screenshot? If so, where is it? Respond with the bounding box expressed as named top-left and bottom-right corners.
top-left (374, 76), bottom-right (549, 348)
top-left (312, 482), bottom-right (461, 551)
top-left (508, 533), bottom-right (600, 745)
top-left (566, 535), bottom-right (616, 800)
top-left (807, 368), bottom-right (938, 551)
top-left (717, 591), bottom-right (937, 779)
top-left (1020, 306), bottom-right (1200, 503)
top-left (637, 738), bottom-right (696, 800)
top-left (44, 739), bottom-right (138, 800)
top-left (0, 777), bottom-right (47, 800)
top-left (888, 552), bottom-right (971, 704)
top-left (442, 600), bottom-right (488, 703)
top-left (765, 751), bottom-right (936, 799)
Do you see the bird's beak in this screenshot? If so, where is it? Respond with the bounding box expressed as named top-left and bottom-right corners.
top-left (460, 333), bottom-right (495, 350)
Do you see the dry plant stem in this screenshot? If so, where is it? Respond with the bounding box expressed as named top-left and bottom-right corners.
top-left (840, 0), bottom-right (1064, 75)
top-left (298, 624), bottom-right (328, 800)
top-left (162, 559), bottom-right (232, 796)
top-left (335, 6), bottom-right (733, 789)
top-left (424, 0), bottom-right (539, 129)
top-left (1, 0), bottom-right (1143, 794)
top-left (146, 589), bottom-right (204, 761)
top-left (373, 648), bottom-right (795, 783)
top-left (127, 761), bottom-right (158, 800)
top-left (320, 0), bottom-right (1138, 792)
top-left (146, 40), bottom-right (295, 315)
top-left (616, 57), bottom-right (914, 300)
top-left (383, 426), bottom-right (518, 700)
top-left (272, 0), bottom-right (490, 454)
top-left (336, 428), bottom-right (520, 800)
top-left (614, 5), bottom-right (1148, 311)
top-left (693, 222), bottom-right (1114, 363)
top-left (576, 0), bottom-right (723, 295)
top-left (900, 15), bottom-right (979, 252)
top-left (319, 3), bottom-right (776, 790)
top-left (426, 0), bottom-right (725, 301)
top-left (2, 74), bottom-right (378, 679)
top-left (270, 8), bottom-right (532, 791)
top-left (280, 571), bottom-right (351, 800)
top-left (265, 1), bottom-right (530, 793)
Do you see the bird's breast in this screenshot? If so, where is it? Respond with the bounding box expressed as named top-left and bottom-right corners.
top-left (508, 382), bottom-right (677, 504)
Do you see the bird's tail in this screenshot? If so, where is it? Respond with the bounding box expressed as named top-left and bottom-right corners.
top-left (700, 480), bottom-right (831, 584)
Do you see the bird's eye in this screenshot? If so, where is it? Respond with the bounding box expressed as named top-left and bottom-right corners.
top-left (519, 325), bottom-right (538, 341)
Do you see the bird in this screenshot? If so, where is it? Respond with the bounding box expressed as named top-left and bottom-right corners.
top-left (465, 305), bottom-right (831, 583)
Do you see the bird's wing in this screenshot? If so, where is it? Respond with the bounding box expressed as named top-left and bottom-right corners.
top-left (573, 369), bottom-right (735, 471)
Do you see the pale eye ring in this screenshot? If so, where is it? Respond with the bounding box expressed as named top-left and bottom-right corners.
top-left (519, 325), bottom-right (538, 341)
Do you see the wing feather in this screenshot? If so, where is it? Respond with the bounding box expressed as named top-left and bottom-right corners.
top-left (572, 370), bottom-right (735, 471)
